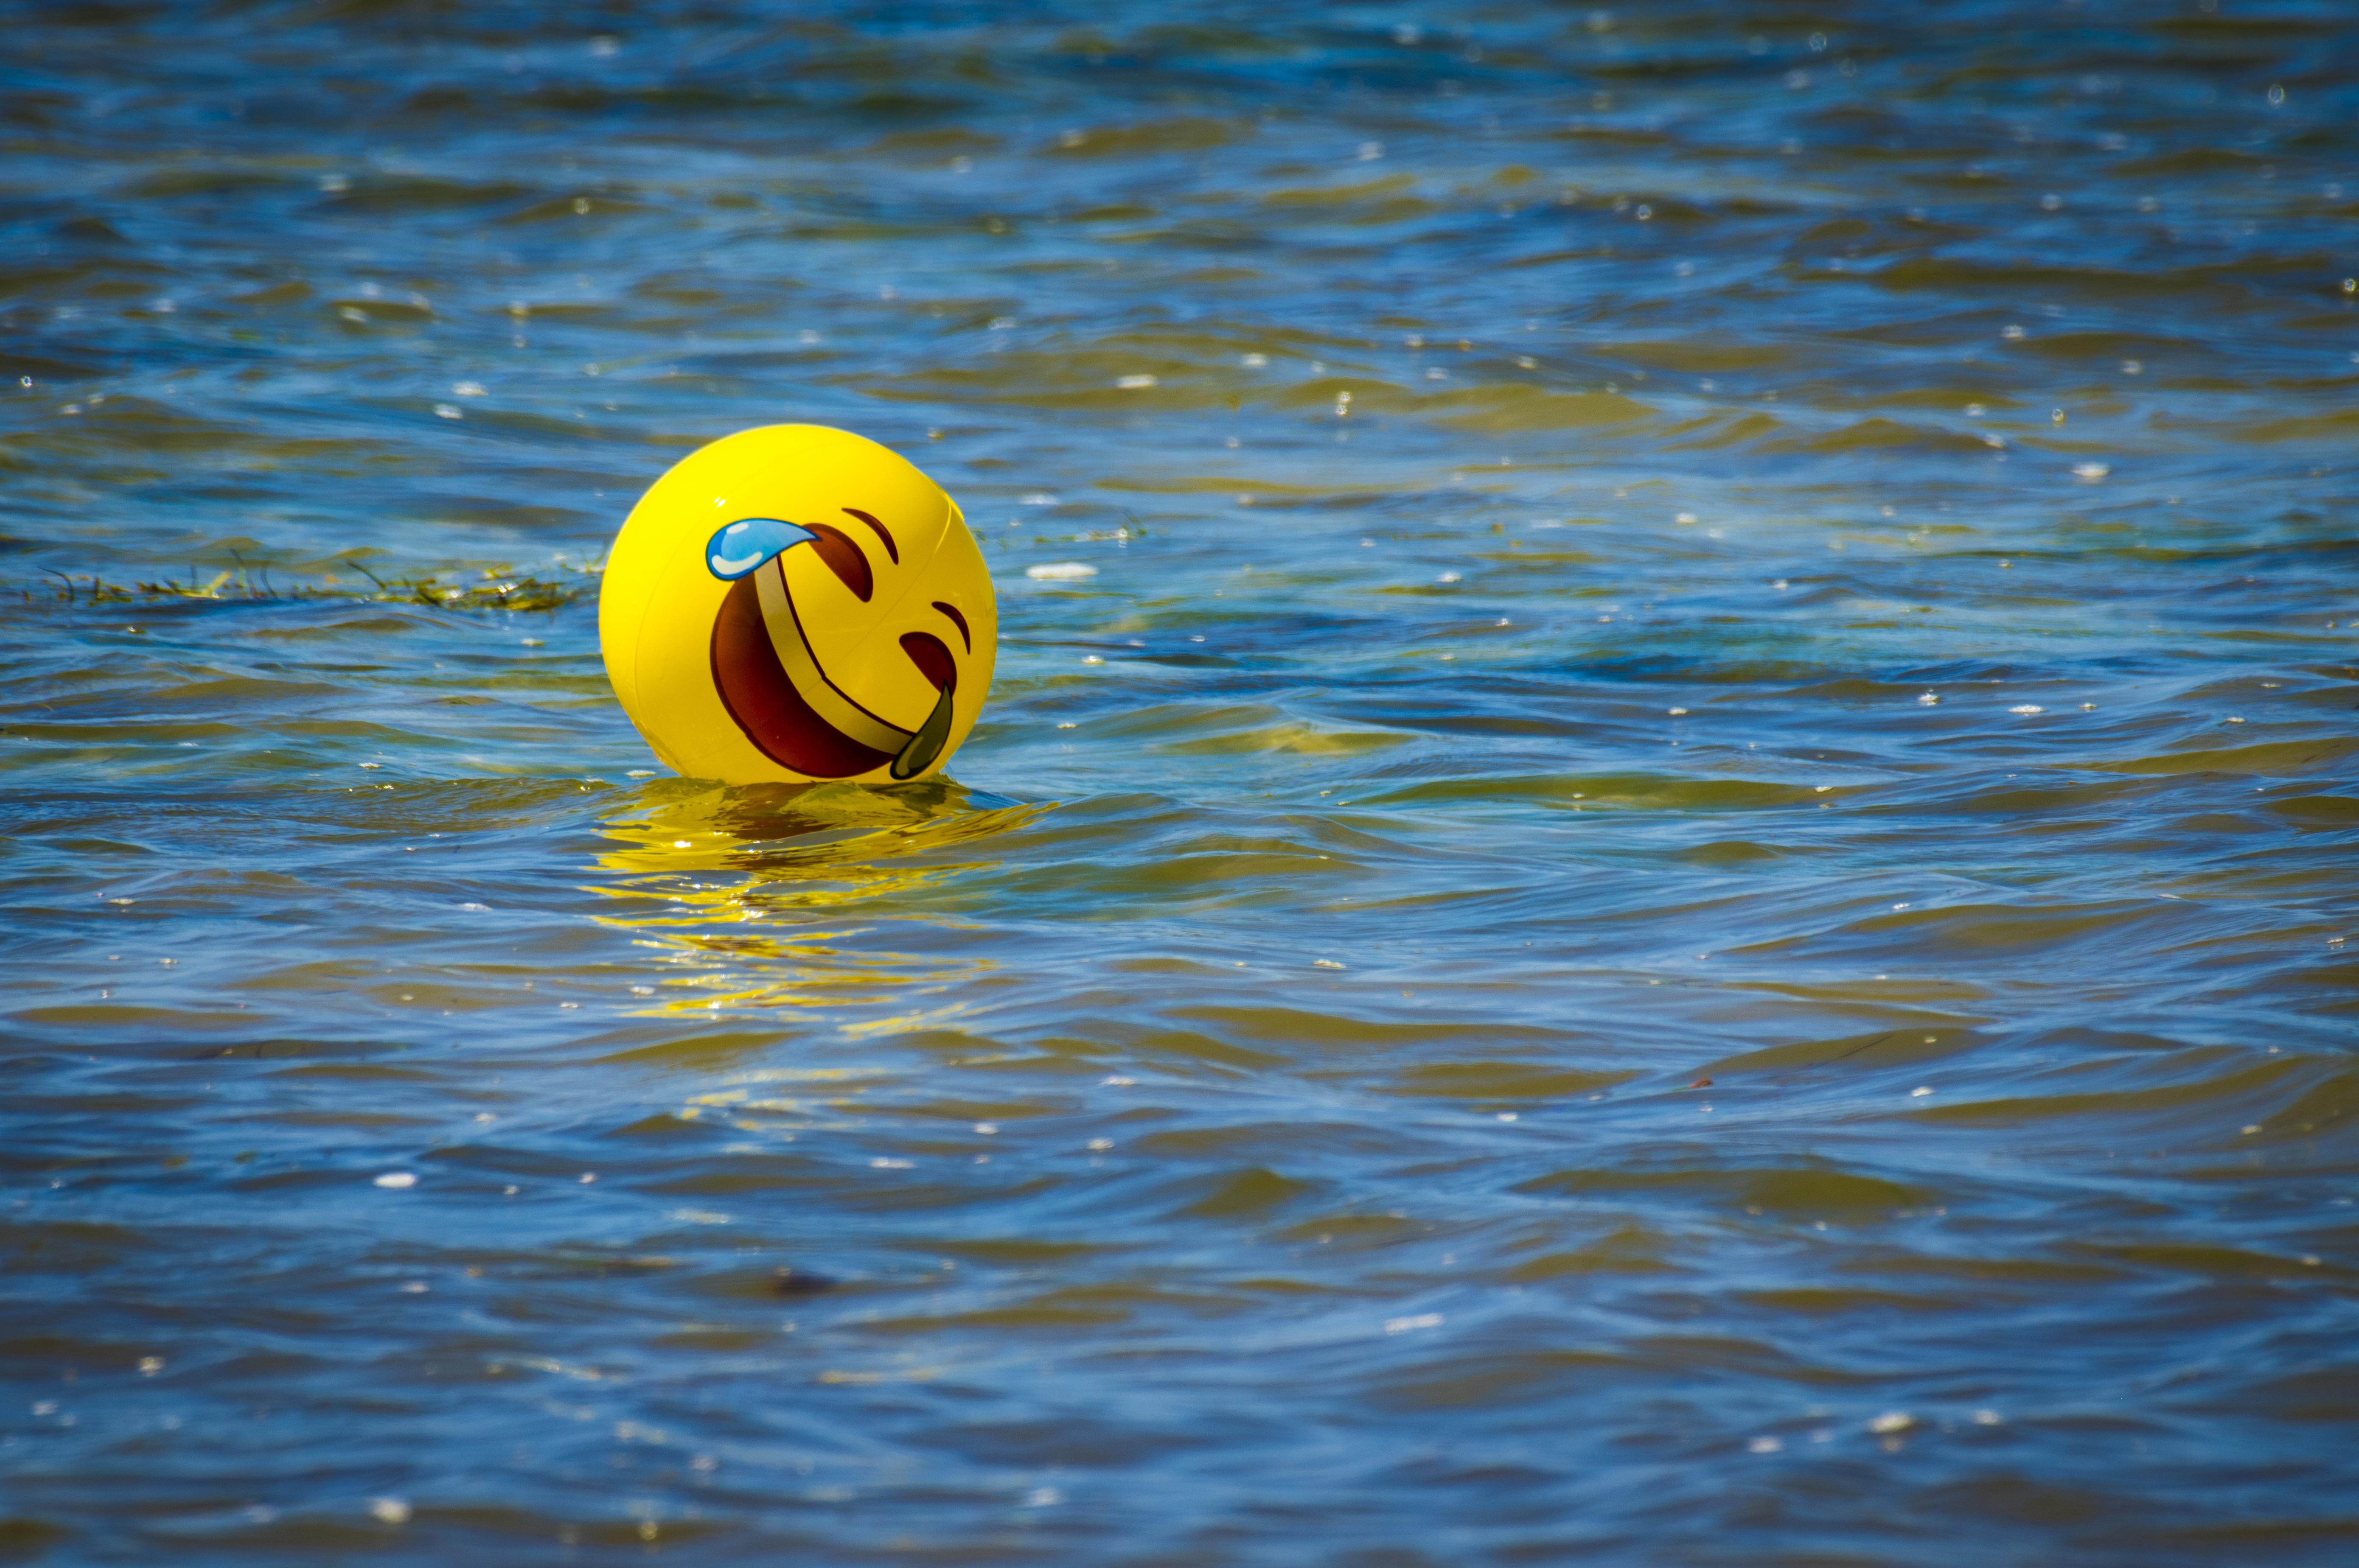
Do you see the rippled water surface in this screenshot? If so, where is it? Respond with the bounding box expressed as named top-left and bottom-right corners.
top-left (6, 3), bottom-right (2359, 1562)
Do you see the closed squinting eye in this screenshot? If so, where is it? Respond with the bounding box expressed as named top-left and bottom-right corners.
top-left (800, 522), bottom-right (873, 601)
top-left (795, 510), bottom-right (905, 601)
top-left (901, 631), bottom-right (955, 691)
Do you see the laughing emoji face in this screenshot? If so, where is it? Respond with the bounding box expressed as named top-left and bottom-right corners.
top-left (600, 425), bottom-right (996, 785)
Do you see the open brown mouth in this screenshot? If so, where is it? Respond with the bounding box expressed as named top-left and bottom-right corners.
top-left (708, 532), bottom-right (958, 781)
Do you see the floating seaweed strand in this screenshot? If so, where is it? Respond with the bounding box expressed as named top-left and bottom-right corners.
top-left (20, 560), bottom-right (600, 612)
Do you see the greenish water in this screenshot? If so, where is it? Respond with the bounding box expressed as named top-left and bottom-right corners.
top-left (4, 3), bottom-right (2358, 1563)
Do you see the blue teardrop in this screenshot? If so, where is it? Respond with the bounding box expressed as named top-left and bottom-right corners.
top-left (705, 518), bottom-right (819, 580)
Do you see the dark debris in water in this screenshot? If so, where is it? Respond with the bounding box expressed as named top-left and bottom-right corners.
top-left (771, 1267), bottom-right (838, 1297)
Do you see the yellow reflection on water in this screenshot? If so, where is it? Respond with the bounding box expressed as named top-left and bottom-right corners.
top-left (586, 778), bottom-right (1039, 1022)
top-left (679, 1067), bottom-right (888, 1134)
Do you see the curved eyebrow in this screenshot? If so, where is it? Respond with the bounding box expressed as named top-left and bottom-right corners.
top-left (931, 599), bottom-right (971, 652)
top-left (842, 507), bottom-right (897, 564)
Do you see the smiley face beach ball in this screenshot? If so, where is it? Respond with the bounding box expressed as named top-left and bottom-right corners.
top-left (599, 425), bottom-right (996, 785)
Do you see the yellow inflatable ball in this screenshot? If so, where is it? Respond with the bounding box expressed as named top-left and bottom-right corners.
top-left (600, 425), bottom-right (996, 785)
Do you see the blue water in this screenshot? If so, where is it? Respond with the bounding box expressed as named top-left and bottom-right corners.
top-left (5, 3), bottom-right (2359, 1562)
